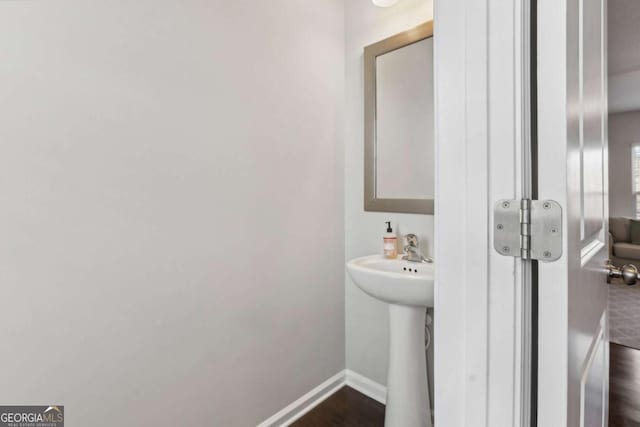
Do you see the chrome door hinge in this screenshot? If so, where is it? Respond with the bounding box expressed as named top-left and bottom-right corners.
top-left (494, 199), bottom-right (562, 262)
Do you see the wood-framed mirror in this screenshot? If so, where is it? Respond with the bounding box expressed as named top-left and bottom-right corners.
top-left (364, 21), bottom-right (434, 215)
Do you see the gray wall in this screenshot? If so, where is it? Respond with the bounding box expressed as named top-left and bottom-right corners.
top-left (345, 0), bottom-right (434, 386)
top-left (608, 0), bottom-right (640, 113)
top-left (609, 111), bottom-right (640, 218)
top-left (607, 2), bottom-right (640, 213)
top-left (0, 1), bottom-right (345, 426)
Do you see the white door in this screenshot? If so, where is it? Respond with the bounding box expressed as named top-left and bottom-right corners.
top-left (537, 0), bottom-right (610, 426)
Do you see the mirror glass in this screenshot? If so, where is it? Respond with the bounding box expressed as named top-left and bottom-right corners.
top-left (375, 38), bottom-right (434, 199)
top-left (364, 22), bottom-right (434, 214)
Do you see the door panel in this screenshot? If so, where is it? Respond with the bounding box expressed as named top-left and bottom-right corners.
top-left (580, 314), bottom-right (607, 427)
top-left (537, 0), bottom-right (609, 425)
top-left (571, 0), bottom-right (609, 425)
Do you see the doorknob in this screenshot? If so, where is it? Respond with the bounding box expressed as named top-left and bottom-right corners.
top-left (607, 262), bottom-right (640, 286)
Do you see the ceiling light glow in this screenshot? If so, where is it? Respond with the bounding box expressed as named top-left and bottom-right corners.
top-left (372, 0), bottom-right (399, 7)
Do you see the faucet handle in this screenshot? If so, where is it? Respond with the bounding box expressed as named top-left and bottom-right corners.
top-left (404, 234), bottom-right (419, 247)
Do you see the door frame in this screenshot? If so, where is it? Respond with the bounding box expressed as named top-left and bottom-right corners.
top-left (434, 0), bottom-right (535, 426)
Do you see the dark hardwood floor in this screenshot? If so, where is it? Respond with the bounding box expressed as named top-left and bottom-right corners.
top-left (610, 343), bottom-right (640, 427)
top-left (291, 345), bottom-right (639, 427)
top-left (291, 386), bottom-right (385, 427)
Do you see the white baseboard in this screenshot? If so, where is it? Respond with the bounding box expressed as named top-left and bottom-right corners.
top-left (256, 371), bottom-right (346, 427)
top-left (257, 370), bottom-right (387, 427)
top-left (345, 369), bottom-right (387, 404)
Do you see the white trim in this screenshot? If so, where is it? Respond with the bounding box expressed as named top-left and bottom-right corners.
top-left (433, 0), bottom-right (476, 425)
top-left (256, 371), bottom-right (345, 427)
top-left (345, 369), bottom-right (387, 404)
top-left (435, 0), bottom-right (527, 426)
top-left (257, 370), bottom-right (387, 427)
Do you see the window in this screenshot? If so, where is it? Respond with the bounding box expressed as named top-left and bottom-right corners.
top-left (632, 145), bottom-right (640, 218)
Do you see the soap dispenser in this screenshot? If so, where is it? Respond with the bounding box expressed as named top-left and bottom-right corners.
top-left (383, 221), bottom-right (398, 259)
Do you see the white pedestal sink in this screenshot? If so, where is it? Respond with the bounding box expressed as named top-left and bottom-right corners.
top-left (347, 255), bottom-right (434, 427)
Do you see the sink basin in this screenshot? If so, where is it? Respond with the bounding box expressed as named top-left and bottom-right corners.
top-left (346, 255), bottom-right (434, 307)
top-left (347, 254), bottom-right (435, 427)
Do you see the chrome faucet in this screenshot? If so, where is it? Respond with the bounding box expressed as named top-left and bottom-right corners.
top-left (402, 234), bottom-right (433, 263)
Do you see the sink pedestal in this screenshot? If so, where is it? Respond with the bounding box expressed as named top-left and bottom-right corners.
top-left (345, 255), bottom-right (434, 427)
top-left (386, 304), bottom-right (432, 427)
